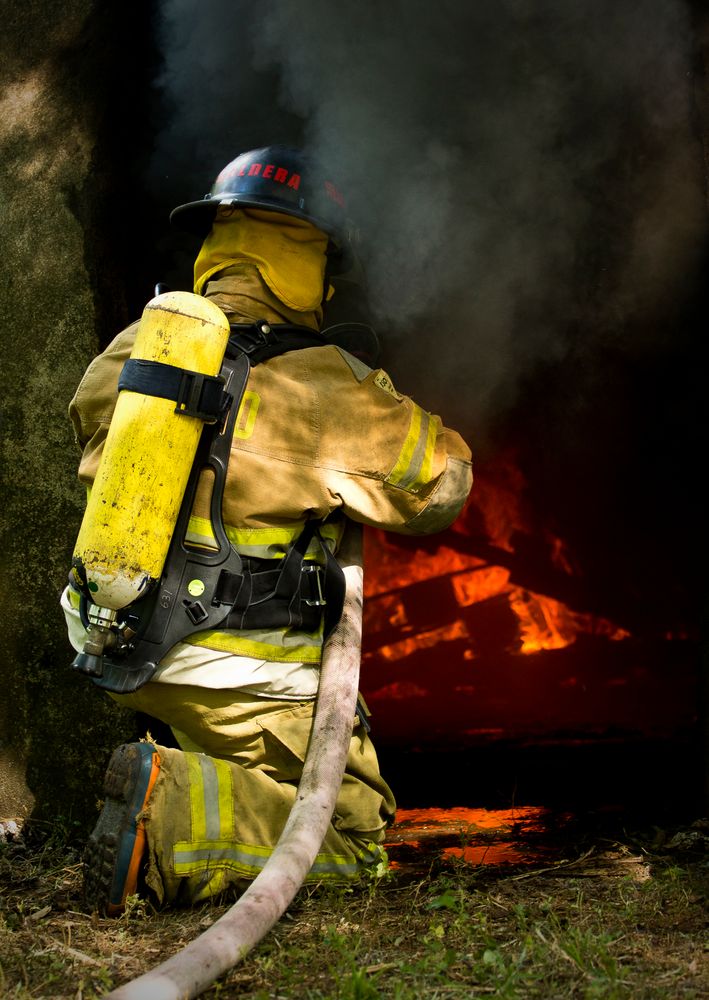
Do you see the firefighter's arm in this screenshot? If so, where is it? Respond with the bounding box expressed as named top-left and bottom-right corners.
top-left (395, 418), bottom-right (473, 535)
top-left (325, 361), bottom-right (473, 535)
top-left (373, 395), bottom-right (472, 535)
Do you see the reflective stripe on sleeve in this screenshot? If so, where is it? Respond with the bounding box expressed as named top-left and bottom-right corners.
top-left (386, 404), bottom-right (438, 493)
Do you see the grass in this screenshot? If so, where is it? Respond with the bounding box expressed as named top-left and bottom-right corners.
top-left (0, 818), bottom-right (708, 998)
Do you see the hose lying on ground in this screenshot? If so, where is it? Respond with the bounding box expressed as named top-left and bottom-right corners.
top-left (104, 522), bottom-right (365, 1000)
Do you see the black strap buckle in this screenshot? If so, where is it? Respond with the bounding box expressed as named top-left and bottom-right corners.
top-left (174, 370), bottom-right (226, 423)
top-left (184, 600), bottom-right (209, 625)
top-left (227, 320), bottom-right (328, 365)
top-left (228, 321), bottom-right (276, 358)
top-left (302, 563), bottom-right (327, 607)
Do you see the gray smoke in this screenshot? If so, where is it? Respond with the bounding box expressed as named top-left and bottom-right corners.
top-left (152, 0), bottom-right (706, 438)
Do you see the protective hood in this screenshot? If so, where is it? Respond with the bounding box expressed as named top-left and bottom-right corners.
top-left (194, 207), bottom-right (328, 313)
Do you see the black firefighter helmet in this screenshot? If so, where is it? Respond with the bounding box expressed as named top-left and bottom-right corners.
top-left (170, 145), bottom-right (351, 271)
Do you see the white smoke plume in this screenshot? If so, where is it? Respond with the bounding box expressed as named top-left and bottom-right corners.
top-left (152, 0), bottom-right (706, 437)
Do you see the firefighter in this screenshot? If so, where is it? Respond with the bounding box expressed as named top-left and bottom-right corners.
top-left (62, 145), bottom-right (473, 913)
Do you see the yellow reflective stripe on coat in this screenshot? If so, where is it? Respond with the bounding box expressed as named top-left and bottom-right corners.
top-left (185, 516), bottom-right (291, 556)
top-left (185, 516), bottom-right (344, 559)
top-left (233, 390), bottom-right (260, 440)
top-left (189, 623), bottom-right (323, 663)
top-left (386, 403), bottom-right (438, 492)
top-left (181, 516), bottom-right (338, 662)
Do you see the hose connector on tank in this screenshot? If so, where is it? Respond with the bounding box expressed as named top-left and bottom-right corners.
top-left (71, 605), bottom-right (119, 678)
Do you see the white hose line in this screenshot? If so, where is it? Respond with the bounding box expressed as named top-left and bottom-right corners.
top-left (105, 523), bottom-right (364, 1000)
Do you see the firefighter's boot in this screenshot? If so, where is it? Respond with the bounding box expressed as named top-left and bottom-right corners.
top-left (83, 743), bottom-right (161, 916)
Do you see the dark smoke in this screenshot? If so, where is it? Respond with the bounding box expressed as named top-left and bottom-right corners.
top-left (152, 0), bottom-right (706, 438)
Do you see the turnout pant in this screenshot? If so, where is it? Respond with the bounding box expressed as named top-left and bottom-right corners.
top-left (110, 684), bottom-right (396, 906)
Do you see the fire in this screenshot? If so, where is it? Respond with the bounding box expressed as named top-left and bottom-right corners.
top-left (385, 807), bottom-right (549, 869)
top-left (354, 451), bottom-right (658, 748)
top-left (451, 566), bottom-right (512, 607)
top-left (364, 537), bottom-right (628, 659)
top-left (389, 806), bottom-right (545, 831)
top-left (363, 450), bottom-right (630, 661)
top-left (510, 589), bottom-right (630, 654)
top-left (464, 452), bottom-right (528, 554)
top-left (377, 620), bottom-right (470, 662)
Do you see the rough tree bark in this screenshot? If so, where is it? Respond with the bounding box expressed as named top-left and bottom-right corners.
top-left (0, 2), bottom-right (156, 832)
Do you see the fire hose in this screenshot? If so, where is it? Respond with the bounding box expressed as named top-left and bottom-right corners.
top-left (104, 522), bottom-right (364, 1000)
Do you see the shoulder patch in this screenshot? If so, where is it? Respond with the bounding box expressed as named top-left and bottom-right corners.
top-left (373, 370), bottom-right (404, 401)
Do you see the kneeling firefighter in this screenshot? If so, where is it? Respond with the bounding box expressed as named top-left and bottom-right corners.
top-left (62, 145), bottom-right (473, 914)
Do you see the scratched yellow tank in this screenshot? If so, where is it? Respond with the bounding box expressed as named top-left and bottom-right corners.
top-left (72, 291), bottom-right (230, 610)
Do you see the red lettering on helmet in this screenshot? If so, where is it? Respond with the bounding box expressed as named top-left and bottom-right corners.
top-left (217, 164), bottom-right (240, 184)
top-left (248, 163), bottom-right (262, 176)
top-left (287, 173), bottom-right (301, 190)
top-left (263, 164), bottom-right (274, 179)
top-left (274, 167), bottom-right (288, 183)
top-left (238, 165), bottom-right (247, 177)
top-left (324, 181), bottom-right (345, 208)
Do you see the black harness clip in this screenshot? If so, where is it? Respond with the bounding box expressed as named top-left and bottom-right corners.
top-left (174, 369), bottom-right (227, 423)
top-left (302, 563), bottom-right (327, 607)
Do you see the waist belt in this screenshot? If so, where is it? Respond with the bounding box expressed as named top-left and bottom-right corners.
top-left (214, 519), bottom-right (345, 638)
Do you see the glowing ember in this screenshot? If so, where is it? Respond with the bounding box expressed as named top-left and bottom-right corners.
top-left (511, 590), bottom-right (630, 653)
top-left (378, 620), bottom-right (469, 662)
top-left (389, 806), bottom-right (546, 833)
top-left (385, 806), bottom-right (549, 868)
top-left (451, 566), bottom-right (511, 607)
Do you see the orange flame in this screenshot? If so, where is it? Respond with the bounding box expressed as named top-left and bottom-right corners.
top-left (363, 450), bottom-right (630, 665)
top-left (510, 589), bottom-right (630, 653)
top-left (364, 544), bottom-right (628, 658)
top-left (385, 807), bottom-right (549, 868)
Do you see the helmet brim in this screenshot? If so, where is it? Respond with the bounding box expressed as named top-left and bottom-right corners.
top-left (170, 194), bottom-right (341, 245)
top-left (169, 194), bottom-right (350, 273)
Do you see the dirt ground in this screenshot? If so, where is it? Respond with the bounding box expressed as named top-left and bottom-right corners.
top-left (1, 809), bottom-right (708, 999)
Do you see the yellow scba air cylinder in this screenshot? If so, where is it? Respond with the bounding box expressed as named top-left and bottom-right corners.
top-left (72, 291), bottom-right (230, 611)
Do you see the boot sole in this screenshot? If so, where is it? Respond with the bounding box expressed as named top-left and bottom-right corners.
top-left (84, 743), bottom-right (161, 916)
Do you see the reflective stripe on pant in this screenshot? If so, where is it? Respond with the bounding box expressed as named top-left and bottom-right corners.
top-left (110, 685), bottom-right (396, 906)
